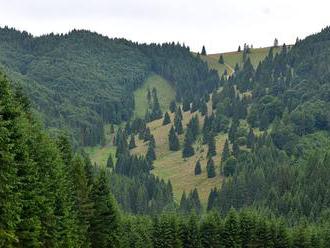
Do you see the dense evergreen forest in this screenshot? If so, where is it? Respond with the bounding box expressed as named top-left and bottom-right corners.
top-left (0, 26), bottom-right (218, 146)
top-left (3, 25), bottom-right (330, 247)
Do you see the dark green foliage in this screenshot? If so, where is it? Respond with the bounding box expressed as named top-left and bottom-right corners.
top-left (0, 27), bottom-right (219, 146)
top-left (182, 98), bottom-right (191, 112)
top-left (187, 115), bottom-right (200, 141)
top-left (201, 45), bottom-right (207, 55)
top-left (182, 128), bottom-right (195, 158)
top-left (163, 112), bottom-right (171, 125)
top-left (222, 156), bottom-right (237, 177)
top-left (206, 158), bottom-right (216, 178)
top-left (90, 170), bottom-right (121, 248)
top-left (207, 134), bottom-right (216, 158)
top-left (146, 88), bottom-right (163, 122)
top-left (218, 54), bottom-right (224, 64)
top-left (247, 128), bottom-right (255, 148)
top-left (146, 142), bottom-right (156, 162)
top-left (129, 134), bottom-right (136, 149)
top-left (169, 126), bottom-right (180, 151)
top-left (221, 139), bottom-right (230, 163)
top-left (107, 153), bottom-right (114, 168)
top-left (232, 141), bottom-right (240, 157)
top-left (194, 160), bottom-right (202, 175)
top-left (169, 100), bottom-right (177, 113)
top-left (179, 189), bottom-right (202, 215)
top-left (174, 108), bottom-right (184, 135)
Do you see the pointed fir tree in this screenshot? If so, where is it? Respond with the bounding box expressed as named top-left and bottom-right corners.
top-left (201, 45), bottom-right (207, 55)
top-left (169, 100), bottom-right (177, 113)
top-left (206, 158), bottom-right (216, 178)
top-left (146, 142), bottom-right (156, 162)
top-left (89, 170), bottom-right (121, 248)
top-left (168, 126), bottom-right (180, 151)
top-left (207, 134), bottom-right (217, 158)
top-left (174, 116), bottom-right (184, 135)
top-left (182, 128), bottom-right (195, 158)
top-left (199, 101), bottom-right (208, 116)
top-left (221, 139), bottom-right (230, 163)
top-left (218, 54), bottom-right (224, 64)
top-left (232, 141), bottom-right (240, 157)
top-left (107, 153), bottom-right (114, 168)
top-left (162, 112), bottom-right (171, 125)
top-left (194, 160), bottom-right (202, 175)
top-left (247, 128), bottom-right (255, 148)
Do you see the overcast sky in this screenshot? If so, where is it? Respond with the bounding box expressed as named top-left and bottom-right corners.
top-left (0, 0), bottom-right (329, 53)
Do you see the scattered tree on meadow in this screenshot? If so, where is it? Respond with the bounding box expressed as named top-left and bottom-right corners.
top-left (162, 112), bottom-right (171, 125)
top-left (201, 45), bottom-right (207, 55)
top-left (206, 158), bottom-right (216, 178)
top-left (107, 153), bottom-right (114, 168)
top-left (182, 128), bottom-right (195, 158)
top-left (168, 126), bottom-right (180, 151)
top-left (194, 160), bottom-right (202, 175)
top-left (218, 54), bottom-right (224, 64)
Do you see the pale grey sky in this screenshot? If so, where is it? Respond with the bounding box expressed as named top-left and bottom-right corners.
top-left (0, 0), bottom-right (329, 53)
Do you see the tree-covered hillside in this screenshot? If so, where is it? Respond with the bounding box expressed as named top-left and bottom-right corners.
top-left (0, 27), bottom-right (218, 146)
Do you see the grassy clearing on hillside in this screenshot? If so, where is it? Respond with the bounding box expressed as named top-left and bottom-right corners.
top-left (84, 145), bottom-right (117, 167)
top-left (134, 74), bottom-right (175, 117)
top-left (131, 99), bottom-right (227, 207)
top-left (202, 47), bottom-right (282, 76)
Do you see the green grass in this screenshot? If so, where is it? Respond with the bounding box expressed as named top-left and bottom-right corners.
top-left (131, 100), bottom-right (225, 207)
top-left (134, 74), bottom-right (175, 117)
top-left (201, 46), bottom-right (283, 76)
top-left (84, 145), bottom-right (117, 167)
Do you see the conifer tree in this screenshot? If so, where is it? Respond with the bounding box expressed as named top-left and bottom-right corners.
top-left (194, 160), bottom-right (202, 175)
top-left (222, 139), bottom-right (230, 163)
top-left (162, 112), bottom-right (171, 125)
top-left (169, 100), bottom-right (177, 113)
top-left (201, 45), bottom-right (207, 55)
top-left (107, 153), bottom-right (114, 168)
top-left (206, 158), bottom-right (216, 178)
top-left (232, 141), bottom-right (240, 157)
top-left (199, 101), bottom-right (208, 116)
top-left (129, 134), bottom-right (136, 149)
top-left (223, 208), bottom-right (241, 247)
top-left (143, 127), bottom-right (152, 142)
top-left (218, 54), bottom-right (224, 64)
top-left (168, 126), bottom-right (180, 151)
top-left (247, 128), bottom-right (255, 148)
top-left (146, 142), bottom-right (156, 162)
top-left (182, 98), bottom-right (191, 112)
top-left (90, 170), bottom-right (121, 248)
top-left (238, 45), bottom-right (241, 52)
top-left (181, 213), bottom-right (201, 247)
top-left (182, 128), bottom-right (195, 158)
top-left (174, 115), bottom-right (184, 135)
top-left (207, 134), bottom-right (217, 158)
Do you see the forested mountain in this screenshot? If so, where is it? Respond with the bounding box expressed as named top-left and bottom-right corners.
top-left (4, 65), bottom-right (330, 247)
top-left (3, 24), bottom-right (330, 247)
top-left (0, 26), bottom-right (218, 146)
top-left (205, 26), bottom-right (330, 224)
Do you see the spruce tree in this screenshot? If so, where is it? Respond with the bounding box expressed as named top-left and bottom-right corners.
top-left (162, 112), bottom-right (171, 125)
top-left (174, 116), bottom-right (184, 135)
top-left (199, 101), bottom-right (208, 116)
top-left (206, 158), bottom-right (216, 178)
top-left (168, 126), bottom-right (180, 151)
top-left (182, 128), bottom-right (195, 158)
top-left (146, 142), bottom-right (156, 162)
top-left (90, 170), bottom-right (121, 248)
top-left (232, 141), bottom-right (240, 157)
top-left (218, 54), bottom-right (224, 64)
top-left (221, 139), bottom-right (230, 163)
top-left (129, 134), bottom-right (136, 149)
top-left (247, 128), bottom-right (255, 148)
top-left (207, 134), bottom-right (217, 158)
top-left (194, 160), bottom-right (202, 175)
top-left (201, 45), bottom-right (207, 55)
top-left (169, 100), bottom-right (177, 113)
top-left (107, 153), bottom-right (114, 168)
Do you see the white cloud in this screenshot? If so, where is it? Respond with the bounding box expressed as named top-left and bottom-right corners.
top-left (0, 0), bottom-right (329, 53)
